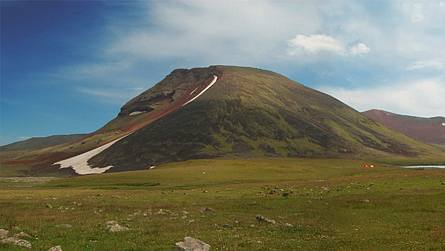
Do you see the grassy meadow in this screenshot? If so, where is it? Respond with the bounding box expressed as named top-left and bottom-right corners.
top-left (1, 158), bottom-right (444, 250)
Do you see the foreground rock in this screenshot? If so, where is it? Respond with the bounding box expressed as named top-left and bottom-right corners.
top-left (0, 228), bottom-right (32, 249)
top-left (48, 245), bottom-right (63, 251)
top-left (105, 221), bottom-right (129, 232)
top-left (175, 237), bottom-right (210, 251)
top-left (1, 237), bottom-right (32, 249)
top-left (255, 215), bottom-right (276, 224)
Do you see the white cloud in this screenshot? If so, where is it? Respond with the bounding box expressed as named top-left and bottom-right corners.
top-left (349, 43), bottom-right (370, 55)
top-left (288, 34), bottom-right (345, 55)
top-left (407, 59), bottom-right (444, 70)
top-left (287, 34), bottom-right (369, 57)
top-left (321, 78), bottom-right (445, 117)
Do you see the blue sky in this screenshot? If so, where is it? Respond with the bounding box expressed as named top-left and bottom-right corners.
top-left (1, 0), bottom-right (444, 145)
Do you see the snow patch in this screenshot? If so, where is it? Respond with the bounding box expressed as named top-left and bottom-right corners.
top-left (183, 75), bottom-right (218, 106)
top-left (441, 122), bottom-right (445, 126)
top-left (54, 135), bottom-right (128, 175)
top-left (129, 111), bottom-right (145, 116)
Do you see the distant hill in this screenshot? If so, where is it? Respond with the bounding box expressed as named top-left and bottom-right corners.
top-left (363, 109), bottom-right (445, 146)
top-left (0, 134), bottom-right (86, 152)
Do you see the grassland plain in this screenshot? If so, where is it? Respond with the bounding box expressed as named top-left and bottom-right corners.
top-left (1, 158), bottom-right (444, 250)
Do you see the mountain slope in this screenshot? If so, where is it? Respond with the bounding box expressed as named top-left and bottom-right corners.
top-left (88, 66), bottom-right (443, 171)
top-left (0, 134), bottom-right (86, 152)
top-left (363, 109), bottom-right (445, 145)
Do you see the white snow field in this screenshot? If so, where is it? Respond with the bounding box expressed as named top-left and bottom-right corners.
top-left (55, 135), bottom-right (128, 175)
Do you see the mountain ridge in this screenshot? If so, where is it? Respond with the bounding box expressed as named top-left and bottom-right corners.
top-left (363, 109), bottom-right (445, 146)
top-left (0, 134), bottom-right (87, 151)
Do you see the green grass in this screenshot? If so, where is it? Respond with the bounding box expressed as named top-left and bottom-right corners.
top-left (1, 158), bottom-right (444, 250)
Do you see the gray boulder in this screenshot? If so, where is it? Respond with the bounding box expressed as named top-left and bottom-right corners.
top-left (175, 237), bottom-right (210, 251)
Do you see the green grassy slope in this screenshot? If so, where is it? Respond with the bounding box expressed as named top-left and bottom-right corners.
top-left (1, 158), bottom-right (444, 250)
top-left (90, 66), bottom-right (444, 171)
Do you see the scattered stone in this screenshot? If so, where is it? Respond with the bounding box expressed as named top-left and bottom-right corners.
top-left (105, 221), bottom-right (129, 232)
top-left (155, 209), bottom-right (170, 215)
top-left (1, 237), bottom-right (32, 249)
top-left (200, 207), bottom-right (215, 214)
top-left (255, 215), bottom-right (276, 224)
top-left (362, 199), bottom-right (370, 203)
top-left (55, 224), bottom-right (72, 229)
top-left (14, 232), bottom-right (31, 239)
top-left (284, 223), bottom-right (294, 227)
top-left (222, 224), bottom-right (233, 229)
top-left (46, 203), bottom-right (53, 209)
top-left (48, 245), bottom-right (63, 251)
top-left (175, 237), bottom-right (210, 251)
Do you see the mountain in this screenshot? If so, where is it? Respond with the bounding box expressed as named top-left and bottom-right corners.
top-left (1, 66), bottom-right (444, 176)
top-left (0, 134), bottom-right (86, 151)
top-left (87, 66), bottom-right (443, 171)
top-left (363, 109), bottom-right (445, 146)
